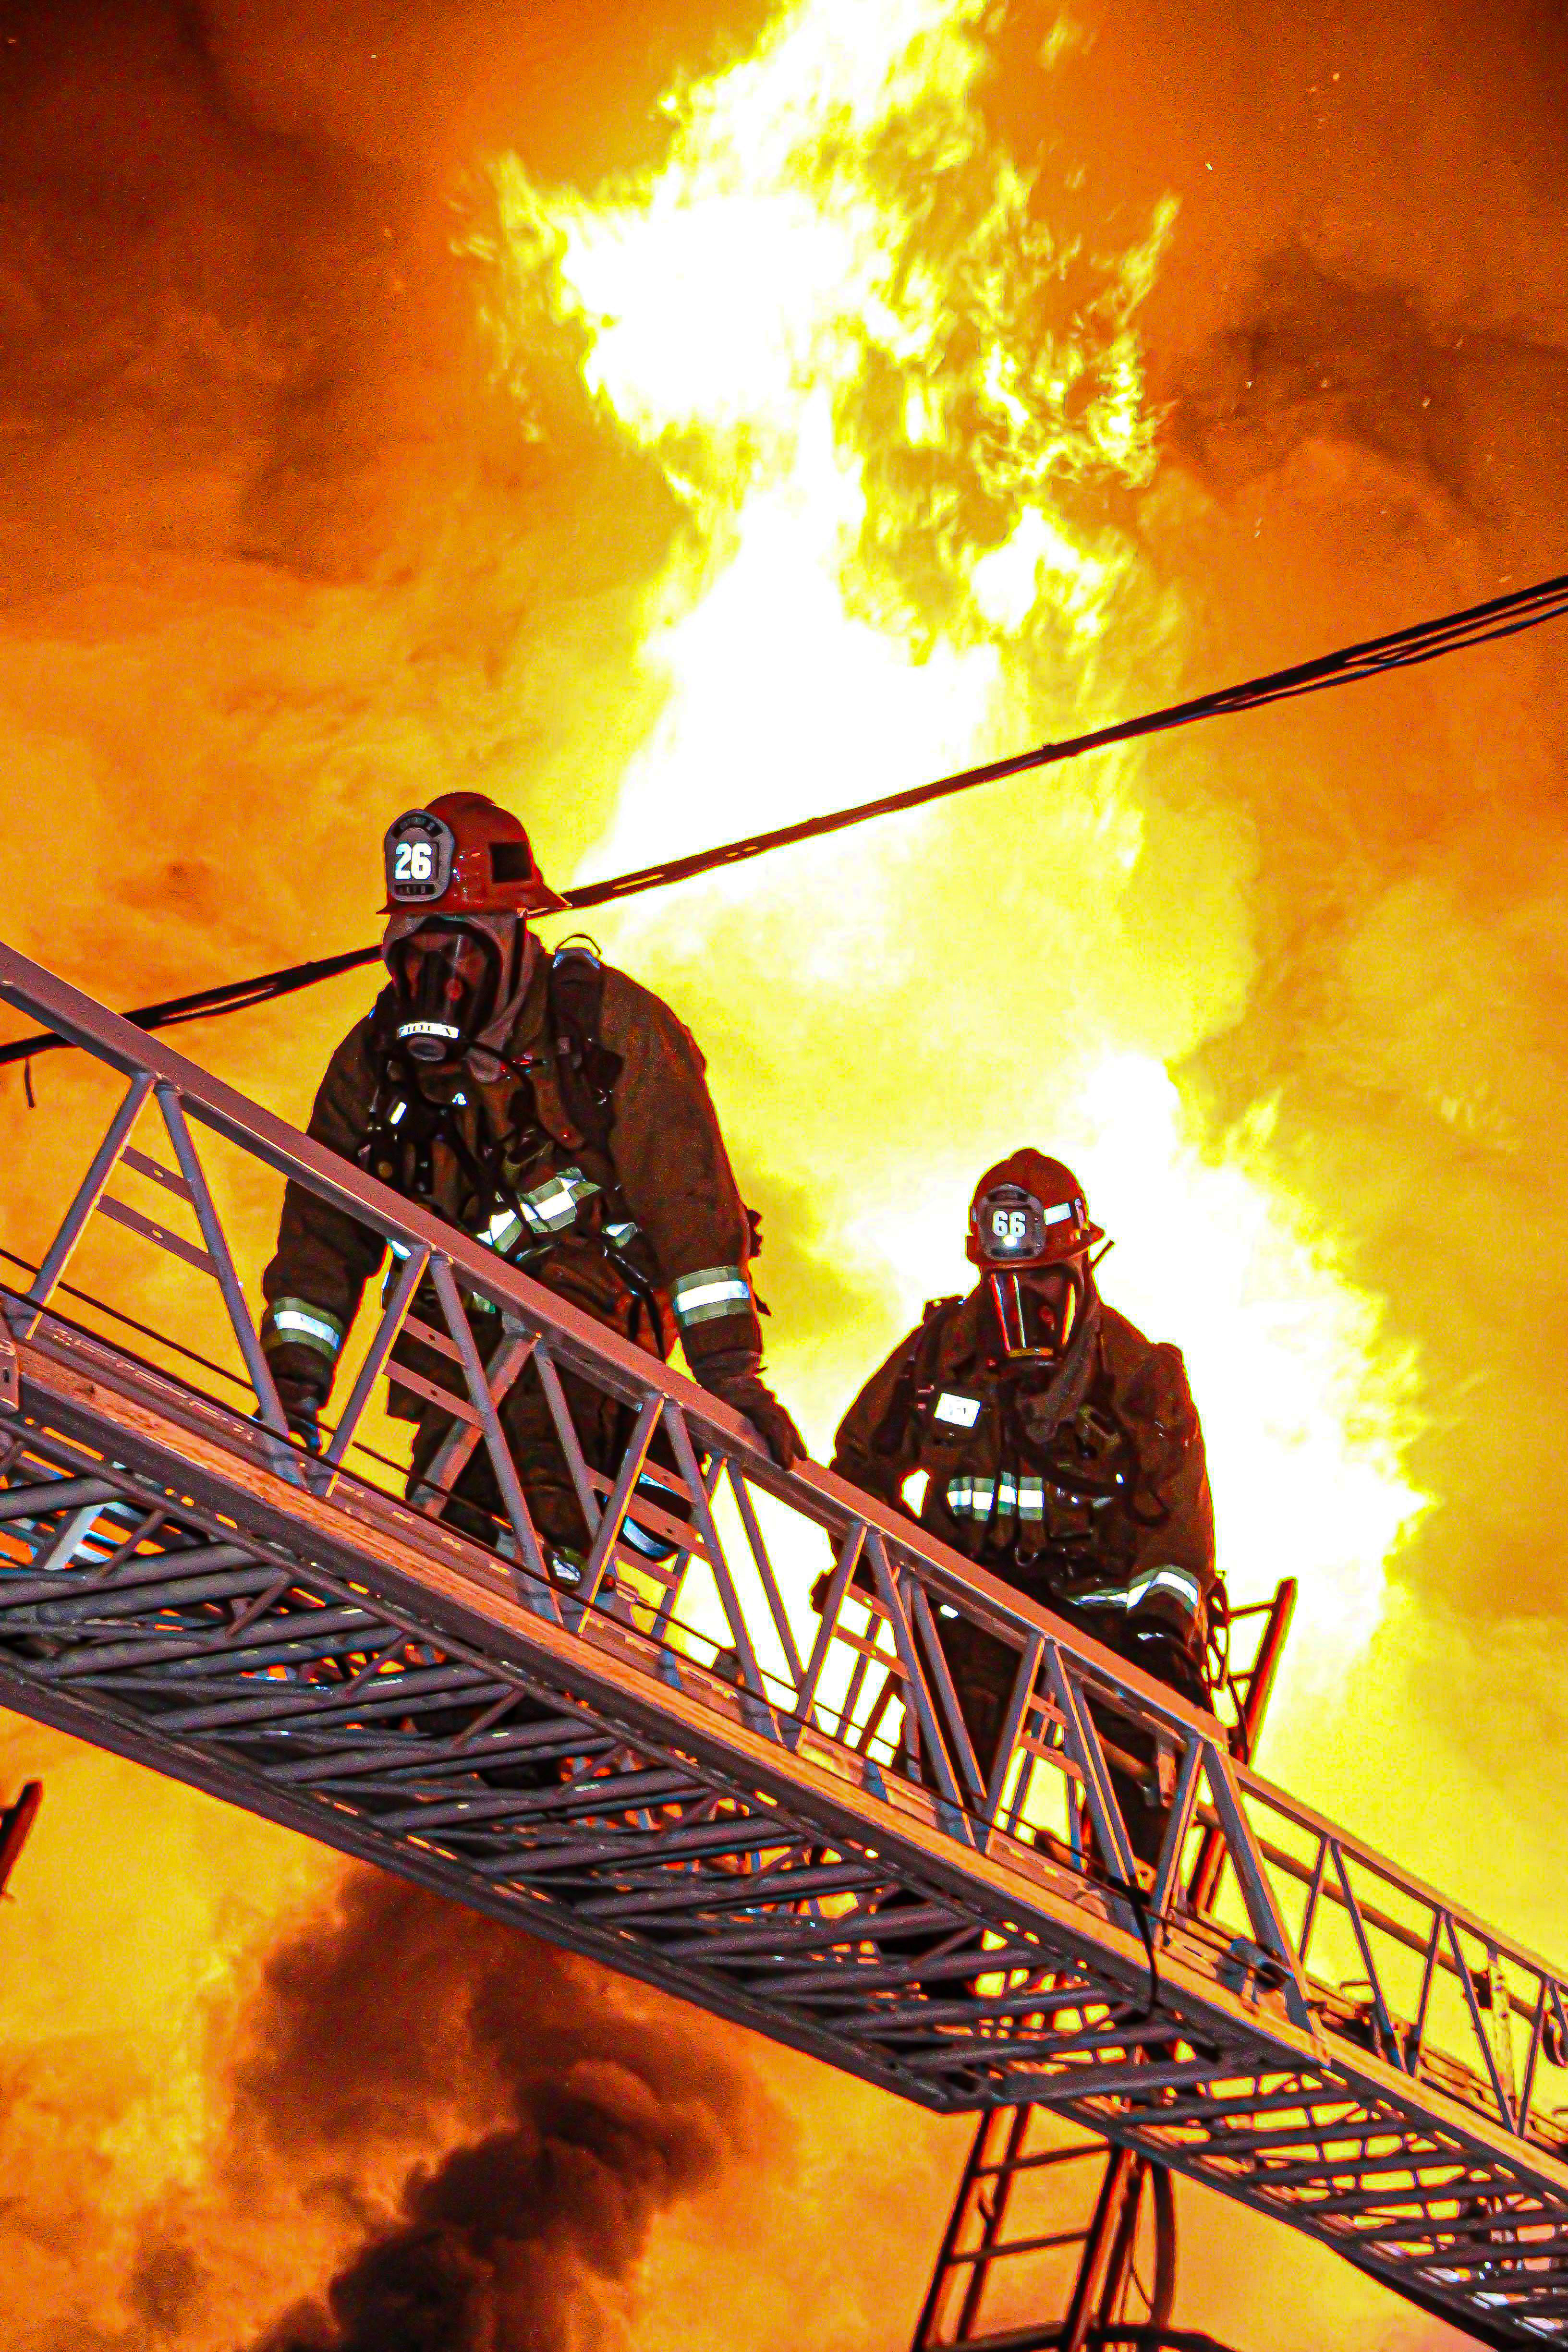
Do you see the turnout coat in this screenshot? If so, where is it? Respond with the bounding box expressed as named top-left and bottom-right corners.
top-left (259, 950), bottom-right (763, 1432)
top-left (830, 1287), bottom-right (1216, 1626)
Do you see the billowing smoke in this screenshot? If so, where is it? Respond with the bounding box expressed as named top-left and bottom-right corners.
top-left (0, 1851), bottom-right (780, 2352)
top-left (237, 1874), bottom-right (763, 2352)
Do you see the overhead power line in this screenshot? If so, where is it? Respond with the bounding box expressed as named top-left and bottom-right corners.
top-left (4, 565), bottom-right (1567, 1075)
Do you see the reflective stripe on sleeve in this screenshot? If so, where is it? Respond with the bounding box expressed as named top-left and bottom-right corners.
top-left (264, 1299), bottom-right (345, 1363)
top-left (672, 1265), bottom-right (753, 1328)
top-left (1076, 1564), bottom-right (1205, 1618)
top-left (1130, 1563), bottom-right (1204, 1616)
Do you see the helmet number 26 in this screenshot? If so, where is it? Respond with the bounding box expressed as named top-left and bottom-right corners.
top-left (393, 841), bottom-right (435, 883)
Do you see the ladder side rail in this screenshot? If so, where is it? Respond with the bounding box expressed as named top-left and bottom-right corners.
top-left (1220, 1752), bottom-right (1568, 2004)
top-left (1215, 1757), bottom-right (1568, 2143)
top-left (21, 1069), bottom-right (155, 1323)
top-left (12, 938), bottom-right (1568, 2180)
top-left (11, 1239), bottom-right (1568, 2189)
top-left (155, 1087), bottom-right (293, 1445)
top-left (0, 939), bottom-right (1280, 1791)
top-left (322, 1239), bottom-right (431, 1473)
top-left (12, 1361), bottom-right (1568, 2352)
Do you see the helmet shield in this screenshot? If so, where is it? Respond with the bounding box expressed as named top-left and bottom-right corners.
top-left (986, 1262), bottom-right (1087, 1361)
top-left (974, 1182), bottom-right (1047, 1265)
top-left (385, 810), bottom-right (458, 909)
top-left (385, 919), bottom-right (506, 1066)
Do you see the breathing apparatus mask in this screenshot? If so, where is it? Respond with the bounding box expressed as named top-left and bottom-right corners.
top-left (382, 912), bottom-right (524, 1068)
top-left (987, 1257), bottom-right (1091, 1360)
top-left (966, 1161), bottom-right (1105, 1366)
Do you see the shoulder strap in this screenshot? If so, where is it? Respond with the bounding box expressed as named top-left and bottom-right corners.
top-left (547, 942), bottom-right (623, 1155)
top-left (871, 1296), bottom-right (958, 1457)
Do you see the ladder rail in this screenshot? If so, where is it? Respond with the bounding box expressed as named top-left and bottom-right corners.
top-left (3, 937), bottom-right (1568, 2346)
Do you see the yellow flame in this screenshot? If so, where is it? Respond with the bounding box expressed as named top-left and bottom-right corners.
top-left (474, 0), bottom-right (1427, 1697)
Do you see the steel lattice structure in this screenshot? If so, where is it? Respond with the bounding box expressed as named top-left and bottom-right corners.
top-left (2, 937), bottom-right (1568, 2348)
top-left (912, 1590), bottom-right (1295, 2352)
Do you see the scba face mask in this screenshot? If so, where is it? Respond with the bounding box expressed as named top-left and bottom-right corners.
top-left (384, 918), bottom-right (511, 1067)
top-left (985, 1260), bottom-right (1088, 1360)
top-left (969, 1176), bottom-right (1098, 1362)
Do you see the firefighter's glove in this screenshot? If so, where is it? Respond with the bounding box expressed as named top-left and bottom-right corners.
top-left (255, 1373), bottom-right (325, 1455)
top-left (693, 1354), bottom-right (805, 1470)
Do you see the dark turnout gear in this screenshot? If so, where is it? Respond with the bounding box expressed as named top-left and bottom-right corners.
top-left (262, 905), bottom-right (797, 1543)
top-left (831, 1194), bottom-right (1218, 1865)
top-left (695, 1347), bottom-right (805, 1470)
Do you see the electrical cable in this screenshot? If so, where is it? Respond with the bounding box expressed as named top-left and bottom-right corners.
top-left (4, 566), bottom-right (1567, 1074)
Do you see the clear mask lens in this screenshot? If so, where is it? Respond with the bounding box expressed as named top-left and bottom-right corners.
top-left (387, 922), bottom-right (504, 1065)
top-left (988, 1265), bottom-right (1080, 1358)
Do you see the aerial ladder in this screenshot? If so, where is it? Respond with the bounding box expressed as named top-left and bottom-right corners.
top-left (1, 935), bottom-right (1567, 2350)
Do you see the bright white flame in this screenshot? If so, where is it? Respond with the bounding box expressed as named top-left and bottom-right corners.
top-left (476, 0), bottom-right (1429, 1691)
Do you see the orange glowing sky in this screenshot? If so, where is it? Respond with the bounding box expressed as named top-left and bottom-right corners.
top-left (3, 1), bottom-right (1568, 2345)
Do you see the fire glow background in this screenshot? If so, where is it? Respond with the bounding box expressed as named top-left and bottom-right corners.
top-left (1, 0), bottom-right (1567, 2343)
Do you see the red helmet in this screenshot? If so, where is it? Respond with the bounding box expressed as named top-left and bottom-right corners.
top-left (382, 792), bottom-right (566, 917)
top-left (967, 1150), bottom-right (1103, 1271)
top-left (967, 1152), bottom-right (1104, 1361)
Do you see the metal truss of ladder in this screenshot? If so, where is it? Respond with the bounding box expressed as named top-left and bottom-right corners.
top-left (2, 937), bottom-right (1568, 2349)
top-left (913, 1591), bottom-right (1296, 2352)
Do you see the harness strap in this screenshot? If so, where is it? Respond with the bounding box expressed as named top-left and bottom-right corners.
top-left (547, 941), bottom-right (621, 1153)
top-left (871, 1296), bottom-right (957, 1457)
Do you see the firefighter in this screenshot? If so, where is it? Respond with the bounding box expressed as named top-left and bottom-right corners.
top-left (259, 793), bottom-right (802, 1580)
top-left (830, 1150), bottom-right (1220, 1865)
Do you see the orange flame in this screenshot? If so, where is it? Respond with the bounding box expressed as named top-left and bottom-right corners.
top-left (473, 0), bottom-right (1424, 1699)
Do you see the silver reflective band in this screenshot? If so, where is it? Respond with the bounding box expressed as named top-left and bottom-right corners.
top-left (1044, 1200), bottom-right (1075, 1226)
top-left (604, 1219), bottom-right (640, 1248)
top-left (389, 1100), bottom-right (408, 1126)
top-left (933, 1391), bottom-right (982, 1430)
top-left (484, 1209), bottom-right (525, 1255)
top-left (1132, 1563), bottom-right (1204, 1613)
top-left (397, 1019), bottom-right (461, 1042)
top-left (945, 1473), bottom-right (1045, 1521)
top-left (266, 1300), bottom-right (344, 1363)
top-left (1076, 1564), bottom-right (1204, 1616)
top-left (672, 1265), bottom-right (752, 1327)
top-left (518, 1166), bottom-right (600, 1237)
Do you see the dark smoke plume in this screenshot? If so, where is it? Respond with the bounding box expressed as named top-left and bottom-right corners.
top-left (230, 1872), bottom-right (770, 2352)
